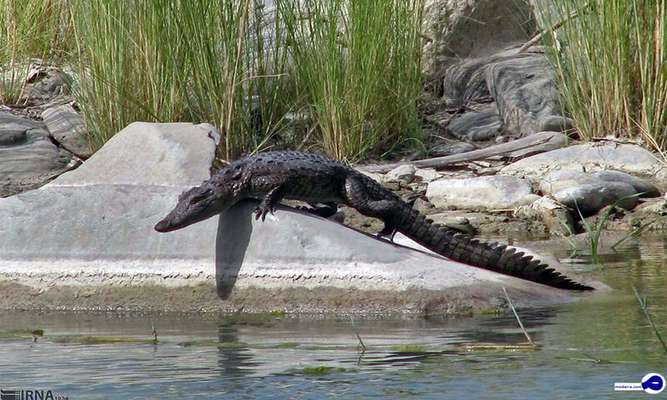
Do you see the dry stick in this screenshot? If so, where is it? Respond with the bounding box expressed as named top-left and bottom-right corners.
top-left (350, 317), bottom-right (367, 353)
top-left (517, 2), bottom-right (591, 53)
top-left (360, 131), bottom-right (563, 173)
top-left (632, 287), bottom-right (667, 354)
top-left (502, 287), bottom-right (535, 346)
top-left (151, 321), bottom-right (158, 345)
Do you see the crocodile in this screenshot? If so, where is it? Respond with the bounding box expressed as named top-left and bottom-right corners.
top-left (155, 150), bottom-right (593, 291)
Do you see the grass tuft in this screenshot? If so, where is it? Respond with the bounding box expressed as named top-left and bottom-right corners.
top-left (539, 0), bottom-right (667, 157)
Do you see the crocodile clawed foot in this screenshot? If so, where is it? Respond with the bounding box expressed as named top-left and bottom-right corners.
top-left (377, 223), bottom-right (397, 242)
top-left (254, 206), bottom-right (274, 221)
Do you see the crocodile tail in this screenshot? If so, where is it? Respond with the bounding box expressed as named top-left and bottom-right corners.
top-left (396, 207), bottom-right (593, 291)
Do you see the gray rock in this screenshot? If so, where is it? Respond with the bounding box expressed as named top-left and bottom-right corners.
top-left (426, 212), bottom-right (477, 235)
top-left (447, 109), bottom-right (502, 141)
top-left (486, 53), bottom-right (565, 135)
top-left (514, 196), bottom-right (575, 235)
top-left (553, 182), bottom-right (639, 215)
top-left (0, 112), bottom-right (72, 197)
top-left (422, 0), bottom-right (535, 86)
top-left (538, 169), bottom-right (659, 215)
top-left (412, 197), bottom-right (436, 214)
top-left (539, 115), bottom-right (575, 133)
top-left (54, 122), bottom-right (219, 186)
top-left (539, 170), bottom-right (596, 195)
top-left (19, 65), bottom-right (72, 105)
top-left (541, 169), bottom-right (659, 197)
top-left (414, 168), bottom-right (442, 183)
top-left (426, 175), bottom-right (537, 210)
top-left (439, 47), bottom-right (570, 137)
top-left (42, 104), bottom-right (93, 158)
top-left (0, 122), bottom-right (586, 313)
top-left (502, 143), bottom-right (667, 180)
top-left (593, 170), bottom-right (660, 198)
top-left (0, 123), bottom-right (28, 146)
top-left (385, 164), bottom-right (417, 183)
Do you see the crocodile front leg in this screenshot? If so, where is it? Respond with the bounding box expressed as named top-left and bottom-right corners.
top-left (255, 186), bottom-right (285, 221)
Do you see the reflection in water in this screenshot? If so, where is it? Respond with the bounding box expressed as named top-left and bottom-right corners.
top-left (216, 325), bottom-right (258, 377)
top-left (0, 234), bottom-right (665, 399)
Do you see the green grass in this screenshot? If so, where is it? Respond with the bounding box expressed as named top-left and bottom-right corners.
top-left (299, 366), bottom-right (347, 376)
top-left (63, 0), bottom-right (423, 160)
top-left (539, 0), bottom-right (667, 157)
top-left (391, 344), bottom-right (427, 353)
top-left (280, 0), bottom-right (424, 161)
top-left (0, 0), bottom-right (72, 104)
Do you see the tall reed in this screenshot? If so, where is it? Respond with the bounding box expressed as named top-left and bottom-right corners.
top-left (72, 0), bottom-right (291, 158)
top-left (279, 0), bottom-right (424, 161)
top-left (0, 0), bottom-right (72, 103)
top-left (540, 0), bottom-right (667, 157)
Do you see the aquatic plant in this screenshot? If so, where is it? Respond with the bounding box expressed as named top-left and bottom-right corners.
top-left (633, 287), bottom-right (667, 354)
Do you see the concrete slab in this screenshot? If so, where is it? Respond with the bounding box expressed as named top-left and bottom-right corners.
top-left (0, 122), bottom-right (599, 315)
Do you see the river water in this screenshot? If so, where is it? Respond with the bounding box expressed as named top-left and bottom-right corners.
top-left (0, 235), bottom-right (665, 399)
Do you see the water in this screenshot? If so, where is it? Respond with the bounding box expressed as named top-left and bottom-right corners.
top-left (0, 235), bottom-right (665, 399)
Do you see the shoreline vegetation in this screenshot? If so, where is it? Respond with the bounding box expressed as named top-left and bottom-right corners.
top-left (0, 0), bottom-right (665, 162)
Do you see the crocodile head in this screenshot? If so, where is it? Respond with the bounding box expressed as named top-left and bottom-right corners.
top-left (154, 165), bottom-right (245, 233)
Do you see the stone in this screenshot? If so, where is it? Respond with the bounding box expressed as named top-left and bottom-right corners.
top-left (447, 109), bottom-right (502, 141)
top-left (54, 122), bottom-right (219, 186)
top-left (514, 196), bottom-right (575, 235)
top-left (486, 52), bottom-right (565, 135)
top-left (0, 111), bottom-right (72, 197)
top-left (0, 122), bottom-right (587, 314)
top-left (501, 143), bottom-right (667, 180)
top-left (41, 104), bottom-right (93, 158)
top-left (553, 182), bottom-right (639, 216)
top-left (539, 170), bottom-right (596, 195)
top-left (539, 169), bottom-right (659, 197)
top-left (427, 212), bottom-right (477, 235)
top-left (422, 0), bottom-right (535, 87)
top-left (439, 47), bottom-right (571, 137)
top-left (414, 168), bottom-right (442, 183)
top-left (412, 197), bottom-right (436, 214)
top-left (426, 175), bottom-right (536, 210)
top-left (593, 170), bottom-right (660, 198)
top-left (19, 65), bottom-right (72, 105)
top-left (385, 164), bottom-right (417, 183)
top-left (0, 123), bottom-right (28, 146)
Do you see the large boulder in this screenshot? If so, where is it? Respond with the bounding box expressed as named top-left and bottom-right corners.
top-left (441, 49), bottom-right (571, 138)
top-left (426, 175), bottom-right (537, 210)
top-left (0, 111), bottom-right (72, 197)
top-left (486, 52), bottom-right (573, 135)
top-left (422, 0), bottom-right (535, 85)
top-left (42, 104), bottom-right (93, 158)
top-left (501, 143), bottom-right (667, 181)
top-left (0, 122), bottom-right (592, 314)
